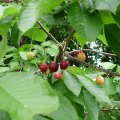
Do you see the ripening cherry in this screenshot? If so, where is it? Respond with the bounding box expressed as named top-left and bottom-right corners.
top-left (96, 76), bottom-right (104, 85)
top-left (75, 50), bottom-right (79, 56)
top-left (39, 63), bottom-right (48, 73)
top-left (60, 60), bottom-right (69, 70)
top-left (77, 51), bottom-right (86, 62)
top-left (49, 62), bottom-right (59, 72)
top-left (54, 72), bottom-right (62, 79)
top-left (26, 52), bottom-right (34, 60)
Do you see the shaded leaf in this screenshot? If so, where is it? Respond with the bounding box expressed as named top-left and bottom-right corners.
top-left (105, 24), bottom-right (120, 58)
top-left (49, 94), bottom-right (78, 120)
top-left (0, 34), bottom-right (7, 62)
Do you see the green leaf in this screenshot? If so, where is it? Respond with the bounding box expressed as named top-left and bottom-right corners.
top-left (72, 102), bottom-right (84, 119)
top-left (105, 24), bottom-right (120, 58)
top-left (68, 3), bottom-right (102, 42)
top-left (98, 34), bottom-right (108, 46)
top-left (18, 1), bottom-right (40, 33)
top-left (65, 90), bottom-right (84, 106)
top-left (63, 71), bottom-right (82, 96)
top-left (0, 16), bottom-right (12, 34)
top-left (76, 75), bottom-right (111, 104)
top-left (41, 41), bottom-right (55, 47)
top-left (0, 72), bottom-right (59, 120)
top-left (0, 111), bottom-right (11, 120)
top-left (40, 14), bottom-right (55, 26)
top-left (67, 66), bottom-right (85, 75)
top-left (0, 67), bottom-right (10, 73)
top-left (74, 32), bottom-right (86, 47)
top-left (84, 91), bottom-right (99, 120)
top-left (24, 27), bottom-right (47, 42)
top-left (11, 23), bottom-right (21, 47)
top-left (81, 0), bottom-right (95, 12)
top-left (46, 47), bottom-right (59, 56)
top-left (112, 100), bottom-right (120, 107)
top-left (99, 112), bottom-right (112, 120)
top-left (0, 5), bottom-right (19, 19)
top-left (99, 62), bottom-right (116, 70)
top-left (0, 34), bottom-right (7, 62)
top-left (95, 0), bottom-right (120, 14)
top-left (117, 66), bottom-right (120, 73)
top-left (104, 78), bottom-right (116, 95)
top-left (19, 51), bottom-right (27, 60)
top-left (49, 94), bottom-right (78, 120)
top-left (99, 11), bottom-right (115, 24)
top-left (18, 0), bottom-right (64, 33)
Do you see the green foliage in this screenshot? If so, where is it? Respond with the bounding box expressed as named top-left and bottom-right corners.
top-left (63, 71), bottom-right (82, 96)
top-left (83, 91), bottom-right (99, 120)
top-left (0, 72), bottom-right (59, 120)
top-left (18, 0), bottom-right (64, 33)
top-left (105, 24), bottom-right (120, 58)
top-left (68, 3), bottom-right (102, 42)
top-left (0, 34), bottom-right (7, 62)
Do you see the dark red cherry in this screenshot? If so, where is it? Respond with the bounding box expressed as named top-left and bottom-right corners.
top-left (60, 60), bottom-right (69, 70)
top-left (39, 63), bottom-right (48, 73)
top-left (49, 62), bottom-right (59, 72)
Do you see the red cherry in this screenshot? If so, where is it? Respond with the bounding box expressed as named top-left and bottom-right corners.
top-left (75, 50), bottom-right (79, 56)
top-left (54, 72), bottom-right (62, 79)
top-left (60, 60), bottom-right (69, 70)
top-left (49, 62), bottom-right (59, 72)
top-left (79, 50), bottom-right (83, 53)
top-left (20, 39), bottom-right (23, 46)
top-left (39, 63), bottom-right (48, 73)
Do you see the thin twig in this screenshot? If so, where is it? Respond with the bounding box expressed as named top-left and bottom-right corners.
top-left (37, 20), bottom-right (59, 44)
top-left (101, 108), bottom-right (120, 112)
top-left (65, 53), bottom-right (120, 77)
top-left (84, 108), bottom-right (120, 115)
top-left (56, 29), bottom-right (75, 62)
top-left (63, 29), bottom-right (75, 51)
top-left (68, 49), bottom-right (116, 57)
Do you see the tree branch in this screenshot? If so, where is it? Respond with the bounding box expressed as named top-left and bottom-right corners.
top-left (65, 53), bottom-right (120, 77)
top-left (68, 49), bottom-right (116, 57)
top-left (37, 20), bottom-right (59, 44)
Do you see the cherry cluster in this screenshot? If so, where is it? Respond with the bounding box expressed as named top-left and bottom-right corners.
top-left (39, 60), bottom-right (69, 80)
